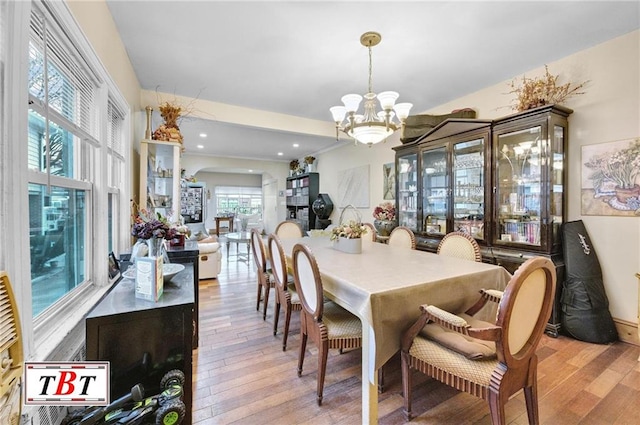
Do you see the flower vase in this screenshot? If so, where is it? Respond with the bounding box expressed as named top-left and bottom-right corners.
top-left (307, 163), bottom-right (314, 173)
top-left (332, 237), bottom-right (362, 254)
top-left (169, 234), bottom-right (185, 247)
top-left (373, 219), bottom-right (397, 237)
top-left (614, 184), bottom-right (640, 204)
top-left (148, 237), bottom-right (165, 258)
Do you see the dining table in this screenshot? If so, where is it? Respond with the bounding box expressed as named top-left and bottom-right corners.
top-left (280, 236), bottom-right (512, 425)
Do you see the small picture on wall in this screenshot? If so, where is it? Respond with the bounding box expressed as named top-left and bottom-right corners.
top-left (383, 163), bottom-right (395, 200)
top-left (581, 137), bottom-right (640, 216)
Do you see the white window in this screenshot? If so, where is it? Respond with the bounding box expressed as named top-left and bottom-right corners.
top-left (0, 1), bottom-right (129, 359)
top-left (215, 186), bottom-right (263, 216)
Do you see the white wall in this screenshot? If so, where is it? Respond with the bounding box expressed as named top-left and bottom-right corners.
top-left (317, 30), bottom-right (640, 323)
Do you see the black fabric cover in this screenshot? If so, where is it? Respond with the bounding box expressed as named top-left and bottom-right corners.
top-left (561, 220), bottom-right (617, 343)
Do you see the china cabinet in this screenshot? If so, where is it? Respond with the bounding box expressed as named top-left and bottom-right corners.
top-left (139, 139), bottom-right (181, 218)
top-left (286, 172), bottom-right (319, 231)
top-left (394, 105), bottom-right (572, 336)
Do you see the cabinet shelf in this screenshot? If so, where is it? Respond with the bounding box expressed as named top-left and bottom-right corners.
top-left (140, 139), bottom-right (181, 218)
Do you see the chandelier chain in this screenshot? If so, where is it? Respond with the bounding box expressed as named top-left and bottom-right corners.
top-left (368, 45), bottom-right (373, 94)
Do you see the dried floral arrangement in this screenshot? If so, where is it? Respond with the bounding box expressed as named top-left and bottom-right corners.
top-left (304, 156), bottom-right (315, 164)
top-left (508, 65), bottom-right (588, 112)
top-left (153, 101), bottom-right (184, 144)
top-left (289, 159), bottom-right (300, 171)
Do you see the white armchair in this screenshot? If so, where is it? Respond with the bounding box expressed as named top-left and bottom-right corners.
top-left (198, 241), bottom-right (222, 280)
top-left (235, 213), bottom-right (263, 233)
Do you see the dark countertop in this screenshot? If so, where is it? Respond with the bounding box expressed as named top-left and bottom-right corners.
top-left (87, 263), bottom-right (194, 319)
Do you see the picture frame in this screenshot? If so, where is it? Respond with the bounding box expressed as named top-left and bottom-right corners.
top-left (108, 252), bottom-right (121, 283)
top-left (581, 137), bottom-right (640, 216)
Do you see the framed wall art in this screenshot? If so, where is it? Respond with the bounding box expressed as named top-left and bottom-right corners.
top-left (581, 137), bottom-right (640, 216)
top-left (383, 163), bottom-right (395, 200)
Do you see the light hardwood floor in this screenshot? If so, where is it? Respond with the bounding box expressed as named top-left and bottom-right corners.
top-left (192, 244), bottom-right (640, 424)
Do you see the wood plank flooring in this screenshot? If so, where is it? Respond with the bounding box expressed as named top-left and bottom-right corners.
top-left (192, 246), bottom-right (640, 424)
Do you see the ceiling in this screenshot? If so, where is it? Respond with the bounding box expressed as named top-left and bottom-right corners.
top-left (106, 1), bottom-right (639, 165)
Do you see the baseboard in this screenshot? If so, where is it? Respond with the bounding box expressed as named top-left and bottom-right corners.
top-left (613, 318), bottom-right (639, 346)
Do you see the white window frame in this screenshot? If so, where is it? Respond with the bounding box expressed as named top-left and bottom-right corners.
top-left (0, 0), bottom-right (130, 361)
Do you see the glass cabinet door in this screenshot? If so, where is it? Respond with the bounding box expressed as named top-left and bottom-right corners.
top-left (421, 147), bottom-right (447, 236)
top-left (397, 153), bottom-right (418, 231)
top-left (495, 126), bottom-right (543, 246)
top-left (453, 138), bottom-right (485, 240)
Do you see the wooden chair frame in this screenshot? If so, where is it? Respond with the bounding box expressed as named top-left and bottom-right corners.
top-left (401, 257), bottom-right (556, 424)
top-left (292, 243), bottom-right (362, 406)
top-left (437, 231), bottom-right (482, 262)
top-left (275, 220), bottom-right (303, 239)
top-left (251, 228), bottom-right (274, 320)
top-left (268, 234), bottom-right (302, 350)
top-left (388, 226), bottom-right (416, 249)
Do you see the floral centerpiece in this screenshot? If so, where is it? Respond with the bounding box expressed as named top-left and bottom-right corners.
top-left (330, 220), bottom-right (367, 254)
top-left (373, 201), bottom-right (396, 221)
top-left (372, 201), bottom-right (397, 237)
top-left (330, 220), bottom-right (367, 240)
top-left (131, 209), bottom-right (177, 257)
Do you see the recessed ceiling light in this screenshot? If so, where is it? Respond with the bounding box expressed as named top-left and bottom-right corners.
top-left (293, 143), bottom-right (299, 148)
top-left (199, 133), bottom-right (207, 138)
top-left (248, 169), bottom-right (253, 173)
top-left (277, 152), bottom-right (283, 156)
top-left (197, 144), bottom-right (204, 149)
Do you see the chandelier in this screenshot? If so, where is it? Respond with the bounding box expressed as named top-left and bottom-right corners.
top-left (330, 32), bottom-right (413, 146)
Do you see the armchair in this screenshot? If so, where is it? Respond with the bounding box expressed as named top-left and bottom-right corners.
top-left (401, 256), bottom-right (556, 423)
top-left (235, 213), bottom-right (263, 233)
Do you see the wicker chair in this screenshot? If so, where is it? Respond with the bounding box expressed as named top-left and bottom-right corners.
top-left (251, 229), bottom-right (274, 320)
top-left (362, 222), bottom-right (377, 243)
top-left (275, 220), bottom-right (304, 239)
top-left (268, 234), bottom-right (302, 351)
top-left (437, 231), bottom-right (482, 262)
top-left (292, 243), bottom-right (362, 406)
top-left (388, 226), bottom-right (416, 250)
top-left (401, 256), bottom-right (556, 423)
top-left (0, 272), bottom-right (23, 425)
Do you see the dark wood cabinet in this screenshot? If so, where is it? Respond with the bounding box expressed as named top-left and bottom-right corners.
top-left (86, 264), bottom-right (195, 423)
top-left (394, 105), bottom-right (572, 336)
top-left (286, 172), bottom-right (319, 231)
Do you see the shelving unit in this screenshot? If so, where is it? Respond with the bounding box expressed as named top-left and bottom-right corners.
top-left (139, 139), bottom-right (181, 218)
top-left (286, 172), bottom-right (319, 231)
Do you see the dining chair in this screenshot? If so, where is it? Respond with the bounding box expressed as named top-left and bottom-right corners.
top-left (275, 220), bottom-right (304, 239)
top-left (437, 231), bottom-right (482, 262)
top-left (251, 228), bottom-right (274, 320)
top-left (401, 256), bottom-right (556, 423)
top-left (388, 226), bottom-right (416, 249)
top-left (291, 243), bottom-right (362, 406)
top-left (362, 222), bottom-right (377, 243)
top-left (268, 234), bottom-right (302, 351)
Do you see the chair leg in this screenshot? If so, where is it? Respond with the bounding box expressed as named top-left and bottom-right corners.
top-left (256, 282), bottom-right (262, 311)
top-left (316, 340), bottom-right (329, 406)
top-left (282, 304), bottom-right (292, 351)
top-left (273, 294), bottom-right (281, 336)
top-left (262, 284), bottom-right (270, 320)
top-left (524, 383), bottom-right (540, 425)
top-left (488, 389), bottom-right (507, 425)
top-left (401, 351), bottom-right (413, 421)
top-left (378, 366), bottom-right (384, 393)
top-left (297, 327), bottom-right (307, 378)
